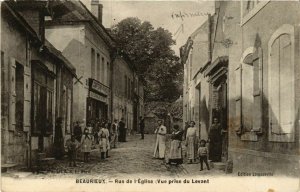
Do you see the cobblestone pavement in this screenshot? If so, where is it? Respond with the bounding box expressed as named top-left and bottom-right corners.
top-left (5, 134), bottom-right (225, 179)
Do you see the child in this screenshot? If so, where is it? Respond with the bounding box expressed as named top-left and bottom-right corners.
top-left (98, 128), bottom-right (108, 160)
top-left (65, 135), bottom-right (79, 167)
top-left (198, 139), bottom-right (210, 171)
top-left (81, 128), bottom-right (93, 162)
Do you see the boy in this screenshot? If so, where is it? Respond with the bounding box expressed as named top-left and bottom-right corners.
top-left (198, 139), bottom-right (210, 171)
top-left (66, 135), bottom-right (79, 167)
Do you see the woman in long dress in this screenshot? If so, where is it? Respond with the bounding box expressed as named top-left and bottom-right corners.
top-left (185, 121), bottom-right (198, 164)
top-left (168, 125), bottom-right (184, 165)
top-left (153, 120), bottom-right (167, 159)
top-left (208, 117), bottom-right (222, 162)
top-left (81, 128), bottom-right (93, 162)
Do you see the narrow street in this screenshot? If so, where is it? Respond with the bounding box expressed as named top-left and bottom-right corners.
top-left (3, 134), bottom-right (224, 179)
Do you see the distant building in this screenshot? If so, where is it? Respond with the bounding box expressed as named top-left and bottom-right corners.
top-left (1, 1), bottom-right (76, 167)
top-left (181, 1), bottom-right (300, 176)
top-left (45, 1), bottom-right (144, 132)
top-left (111, 54), bottom-right (135, 133)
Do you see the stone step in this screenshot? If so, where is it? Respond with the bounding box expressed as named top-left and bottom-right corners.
top-left (1, 163), bottom-right (18, 173)
top-left (212, 162), bottom-right (226, 171)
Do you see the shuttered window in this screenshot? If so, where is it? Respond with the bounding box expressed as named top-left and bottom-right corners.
top-left (252, 48), bottom-right (263, 132)
top-left (236, 47), bottom-right (263, 137)
top-left (269, 33), bottom-right (294, 142)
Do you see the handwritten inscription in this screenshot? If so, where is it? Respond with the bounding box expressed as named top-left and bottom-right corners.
top-left (171, 11), bottom-right (210, 20)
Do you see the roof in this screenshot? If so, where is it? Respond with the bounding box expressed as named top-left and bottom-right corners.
top-left (4, 1), bottom-right (77, 78)
top-left (47, 1), bottom-right (116, 50)
top-left (3, 2), bottom-right (39, 42)
top-left (189, 18), bottom-right (209, 39)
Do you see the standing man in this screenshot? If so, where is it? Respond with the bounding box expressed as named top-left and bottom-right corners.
top-left (153, 120), bottom-right (167, 159)
top-left (73, 121), bottom-right (82, 143)
top-left (139, 116), bottom-right (145, 140)
top-left (118, 118), bottom-right (126, 142)
top-left (111, 119), bottom-right (119, 148)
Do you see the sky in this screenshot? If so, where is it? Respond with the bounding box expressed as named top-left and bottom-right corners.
top-left (81, 0), bottom-right (215, 56)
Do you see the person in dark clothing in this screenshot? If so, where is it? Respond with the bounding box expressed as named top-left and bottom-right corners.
top-left (168, 125), bottom-right (184, 165)
top-left (111, 119), bottom-right (118, 148)
top-left (139, 116), bottom-right (145, 139)
top-left (73, 121), bottom-right (82, 143)
top-left (208, 117), bottom-right (222, 162)
top-left (54, 117), bottom-right (64, 159)
top-left (118, 118), bottom-right (126, 142)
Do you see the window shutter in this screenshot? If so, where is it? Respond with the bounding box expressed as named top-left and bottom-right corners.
top-left (23, 67), bottom-right (31, 132)
top-left (252, 48), bottom-right (262, 132)
top-left (269, 39), bottom-right (281, 134)
top-left (235, 66), bottom-right (242, 134)
top-left (279, 35), bottom-right (294, 134)
top-left (9, 57), bottom-right (16, 131)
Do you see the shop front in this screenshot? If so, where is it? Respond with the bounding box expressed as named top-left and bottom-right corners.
top-left (86, 78), bottom-right (109, 123)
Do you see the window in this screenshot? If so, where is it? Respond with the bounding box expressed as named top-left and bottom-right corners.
top-left (46, 89), bottom-right (53, 134)
top-left (107, 62), bottom-right (110, 86)
top-left (32, 66), bottom-right (54, 135)
top-left (235, 47), bottom-right (263, 136)
top-left (97, 53), bottom-right (100, 81)
top-left (1, 52), bottom-right (8, 119)
top-left (33, 82), bottom-right (41, 134)
top-left (268, 25), bottom-right (295, 142)
top-left (101, 57), bottom-right (105, 83)
top-left (15, 62), bottom-right (24, 131)
top-left (242, 54), bottom-right (254, 132)
top-left (91, 48), bottom-right (95, 78)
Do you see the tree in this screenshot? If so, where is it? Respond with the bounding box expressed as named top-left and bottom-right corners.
top-left (111, 17), bottom-right (182, 102)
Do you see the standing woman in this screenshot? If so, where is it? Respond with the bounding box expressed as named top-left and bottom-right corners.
top-left (153, 120), bottom-right (167, 159)
top-left (81, 128), bottom-right (93, 162)
top-left (208, 117), bottom-right (222, 162)
top-left (168, 125), bottom-right (184, 165)
top-left (185, 121), bottom-right (198, 164)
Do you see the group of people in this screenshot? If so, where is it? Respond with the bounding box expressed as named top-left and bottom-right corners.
top-left (153, 117), bottom-right (223, 171)
top-left (65, 118), bottom-right (127, 167)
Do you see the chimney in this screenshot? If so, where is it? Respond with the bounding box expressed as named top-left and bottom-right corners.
top-left (91, 0), bottom-right (103, 24)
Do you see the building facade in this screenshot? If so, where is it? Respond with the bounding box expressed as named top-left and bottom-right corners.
top-left (1, 1), bottom-right (76, 167)
top-left (181, 1), bottom-right (300, 176)
top-left (45, 1), bottom-right (114, 126)
top-left (112, 55), bottom-right (134, 132)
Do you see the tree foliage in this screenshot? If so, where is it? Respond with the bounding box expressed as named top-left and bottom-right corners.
top-left (110, 17), bottom-right (183, 102)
